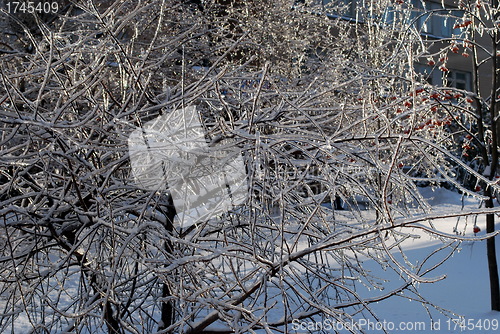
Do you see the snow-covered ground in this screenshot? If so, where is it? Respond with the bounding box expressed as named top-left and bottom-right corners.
top-left (363, 240), bottom-right (500, 334)
top-left (335, 187), bottom-right (500, 333)
top-left (3, 187), bottom-right (500, 333)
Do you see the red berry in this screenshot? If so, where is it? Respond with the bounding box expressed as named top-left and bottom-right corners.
top-left (475, 185), bottom-right (481, 191)
top-left (428, 60), bottom-right (436, 66)
top-left (398, 162), bottom-right (404, 168)
top-left (473, 226), bottom-right (481, 234)
top-left (463, 20), bottom-right (472, 27)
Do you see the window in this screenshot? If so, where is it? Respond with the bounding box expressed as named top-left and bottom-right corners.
top-left (382, 5), bottom-right (396, 25)
top-left (415, 64), bottom-right (471, 91)
top-left (319, 1), bottom-right (462, 35)
top-left (446, 71), bottom-right (471, 91)
top-left (322, 0), bottom-right (362, 19)
top-left (411, 0), bottom-right (462, 38)
top-left (336, 0), bottom-right (357, 18)
top-left (321, 0), bottom-right (461, 31)
top-left (415, 63), bottom-right (440, 85)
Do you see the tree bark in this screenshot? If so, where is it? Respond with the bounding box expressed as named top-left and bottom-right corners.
top-left (485, 196), bottom-right (500, 311)
top-left (158, 196), bottom-right (177, 331)
top-left (487, 0), bottom-right (500, 311)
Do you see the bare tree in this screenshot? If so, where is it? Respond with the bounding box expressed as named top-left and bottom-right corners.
top-left (407, 0), bottom-right (500, 311)
top-left (1, 1), bottom-right (500, 333)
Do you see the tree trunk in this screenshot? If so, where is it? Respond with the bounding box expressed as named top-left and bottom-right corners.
top-left (158, 196), bottom-right (177, 331)
top-left (488, 0), bottom-right (500, 311)
top-left (485, 195), bottom-right (500, 310)
top-left (104, 301), bottom-right (121, 334)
